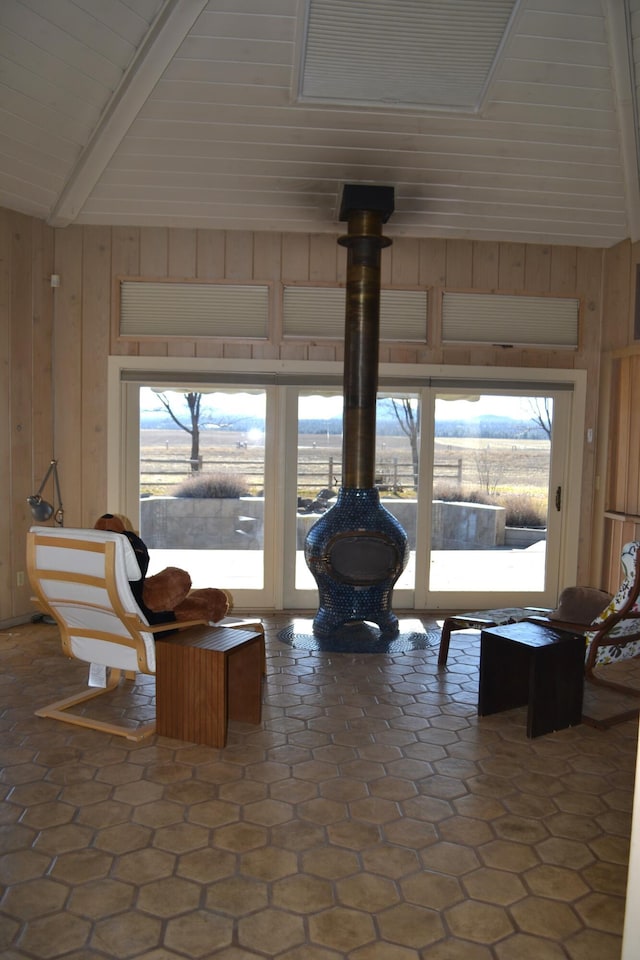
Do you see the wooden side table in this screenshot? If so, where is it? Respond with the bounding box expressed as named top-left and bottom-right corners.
top-left (478, 621), bottom-right (584, 738)
top-left (155, 625), bottom-right (263, 747)
top-left (438, 607), bottom-right (551, 666)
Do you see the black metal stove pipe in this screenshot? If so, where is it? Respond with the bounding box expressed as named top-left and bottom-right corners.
top-left (338, 208), bottom-right (391, 489)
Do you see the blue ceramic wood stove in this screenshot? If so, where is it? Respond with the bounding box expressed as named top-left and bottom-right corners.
top-left (304, 185), bottom-right (409, 638)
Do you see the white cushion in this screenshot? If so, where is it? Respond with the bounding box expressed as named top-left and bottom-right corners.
top-left (30, 525), bottom-right (142, 582)
top-left (29, 526), bottom-right (155, 673)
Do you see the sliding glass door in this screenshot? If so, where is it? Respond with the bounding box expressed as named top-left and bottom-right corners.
top-left (424, 390), bottom-right (564, 609)
top-left (119, 369), bottom-right (579, 614)
top-left (285, 389), bottom-right (421, 607)
top-left (130, 385), bottom-right (270, 608)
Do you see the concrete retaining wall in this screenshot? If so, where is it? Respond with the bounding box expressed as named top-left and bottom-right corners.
top-left (141, 496), bottom-right (508, 550)
top-left (141, 496), bottom-right (264, 549)
top-left (431, 500), bottom-right (506, 549)
top-left (503, 526), bottom-right (546, 547)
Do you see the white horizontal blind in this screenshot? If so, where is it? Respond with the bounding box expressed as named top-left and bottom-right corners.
top-left (300, 0), bottom-right (516, 110)
top-left (442, 293), bottom-right (579, 347)
top-left (120, 282), bottom-right (269, 339)
top-left (283, 286), bottom-right (428, 341)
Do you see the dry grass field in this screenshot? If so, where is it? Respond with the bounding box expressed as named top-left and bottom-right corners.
top-left (140, 429), bottom-right (551, 506)
top-left (433, 437), bottom-right (550, 493)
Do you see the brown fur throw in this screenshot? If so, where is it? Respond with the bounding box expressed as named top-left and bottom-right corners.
top-left (94, 514), bottom-right (230, 623)
top-left (143, 567), bottom-right (192, 612)
top-left (173, 588), bottom-right (231, 623)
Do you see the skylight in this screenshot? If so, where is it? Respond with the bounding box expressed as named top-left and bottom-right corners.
top-left (298, 0), bottom-right (519, 111)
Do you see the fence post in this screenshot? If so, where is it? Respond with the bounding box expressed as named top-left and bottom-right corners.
top-left (393, 457), bottom-right (399, 493)
top-left (328, 457), bottom-right (334, 489)
top-left (457, 458), bottom-right (462, 485)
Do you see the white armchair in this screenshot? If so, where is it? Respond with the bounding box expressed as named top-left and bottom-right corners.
top-left (26, 525), bottom-right (244, 741)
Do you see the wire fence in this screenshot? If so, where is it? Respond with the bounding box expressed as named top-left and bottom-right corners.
top-left (140, 456), bottom-right (463, 495)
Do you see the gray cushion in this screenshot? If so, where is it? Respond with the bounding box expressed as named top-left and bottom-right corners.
top-left (549, 586), bottom-right (612, 625)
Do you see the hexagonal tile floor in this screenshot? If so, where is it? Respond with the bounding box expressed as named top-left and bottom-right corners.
top-left (1, 616), bottom-right (638, 959)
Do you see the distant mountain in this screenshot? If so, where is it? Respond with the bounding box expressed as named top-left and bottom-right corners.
top-left (434, 417), bottom-right (547, 440)
top-left (141, 411), bottom-right (265, 431)
top-left (140, 409), bottom-right (548, 441)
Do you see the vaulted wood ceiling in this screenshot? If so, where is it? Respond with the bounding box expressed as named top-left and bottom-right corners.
top-left (2, 0), bottom-right (640, 247)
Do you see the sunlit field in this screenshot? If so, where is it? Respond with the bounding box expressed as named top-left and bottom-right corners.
top-left (140, 429), bottom-right (551, 503)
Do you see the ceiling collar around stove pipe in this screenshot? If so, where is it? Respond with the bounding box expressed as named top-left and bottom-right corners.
top-left (338, 184), bottom-right (394, 489)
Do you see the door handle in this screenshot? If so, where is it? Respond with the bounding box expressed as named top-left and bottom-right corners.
top-left (555, 486), bottom-right (562, 511)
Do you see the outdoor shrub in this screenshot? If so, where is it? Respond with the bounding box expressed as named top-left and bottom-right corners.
top-left (432, 485), bottom-right (547, 528)
top-left (500, 492), bottom-right (547, 528)
top-left (474, 448), bottom-right (505, 495)
top-left (172, 472), bottom-right (249, 499)
top-left (432, 484), bottom-right (494, 505)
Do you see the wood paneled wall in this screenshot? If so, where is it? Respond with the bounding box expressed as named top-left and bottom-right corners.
top-left (598, 241), bottom-right (640, 592)
top-left (0, 213), bottom-right (614, 621)
top-left (0, 208), bottom-right (54, 623)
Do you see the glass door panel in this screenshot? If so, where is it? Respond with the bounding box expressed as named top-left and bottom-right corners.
top-left (429, 392), bottom-right (554, 597)
top-left (288, 389), bottom-right (421, 603)
top-left (375, 394), bottom-right (421, 593)
top-left (138, 387), bottom-right (267, 595)
top-left (294, 392), bottom-right (343, 593)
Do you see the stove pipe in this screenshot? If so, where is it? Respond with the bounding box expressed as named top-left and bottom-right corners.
top-left (304, 185), bottom-right (409, 638)
top-left (339, 186), bottom-right (393, 487)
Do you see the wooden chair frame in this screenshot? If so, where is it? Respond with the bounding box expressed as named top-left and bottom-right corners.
top-left (525, 540), bottom-right (640, 726)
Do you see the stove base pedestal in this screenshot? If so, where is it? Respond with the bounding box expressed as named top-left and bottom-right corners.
top-left (312, 605), bottom-right (399, 640)
top-left (278, 618), bottom-right (437, 653)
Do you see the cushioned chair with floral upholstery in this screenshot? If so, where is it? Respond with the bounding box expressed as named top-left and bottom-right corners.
top-left (26, 525), bottom-right (263, 741)
top-left (525, 540), bottom-right (640, 712)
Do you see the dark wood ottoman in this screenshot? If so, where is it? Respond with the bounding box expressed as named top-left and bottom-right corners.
top-left (155, 625), bottom-right (263, 747)
top-left (478, 621), bottom-right (584, 737)
top-left (438, 607), bottom-right (550, 666)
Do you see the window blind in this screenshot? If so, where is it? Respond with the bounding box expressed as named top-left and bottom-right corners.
top-left (441, 292), bottom-right (579, 347)
top-left (283, 286), bottom-right (428, 341)
top-left (120, 281), bottom-right (270, 339)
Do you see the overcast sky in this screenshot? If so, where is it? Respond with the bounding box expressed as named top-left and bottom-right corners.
top-left (141, 388), bottom-right (548, 422)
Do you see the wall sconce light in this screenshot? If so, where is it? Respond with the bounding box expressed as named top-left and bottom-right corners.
top-left (27, 459), bottom-right (64, 526)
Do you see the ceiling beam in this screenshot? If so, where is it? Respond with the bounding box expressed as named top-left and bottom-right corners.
top-left (48, 0), bottom-right (208, 228)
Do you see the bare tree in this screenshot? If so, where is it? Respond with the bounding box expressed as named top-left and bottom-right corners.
top-left (153, 391), bottom-right (253, 472)
top-left (389, 398), bottom-right (420, 488)
top-left (475, 447), bottom-right (505, 495)
top-left (528, 398), bottom-right (552, 439)
top-left (155, 391), bottom-right (203, 470)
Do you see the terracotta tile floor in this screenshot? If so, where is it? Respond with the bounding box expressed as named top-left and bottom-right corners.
top-left (1, 615), bottom-right (639, 959)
